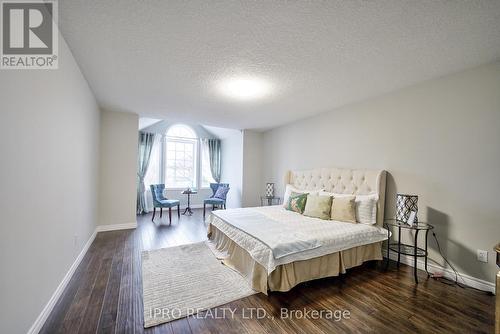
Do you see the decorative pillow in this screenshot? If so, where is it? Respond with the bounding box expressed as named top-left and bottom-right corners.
top-left (355, 194), bottom-right (378, 225)
top-left (321, 192), bottom-right (378, 225)
top-left (283, 184), bottom-right (321, 207)
top-left (330, 196), bottom-right (357, 223)
top-left (285, 192), bottom-right (308, 214)
top-left (213, 186), bottom-right (230, 199)
top-left (303, 194), bottom-right (333, 220)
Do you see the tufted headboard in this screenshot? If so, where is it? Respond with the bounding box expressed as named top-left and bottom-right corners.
top-left (284, 167), bottom-right (387, 226)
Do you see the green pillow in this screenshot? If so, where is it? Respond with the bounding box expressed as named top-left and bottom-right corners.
top-left (303, 194), bottom-right (333, 220)
top-left (285, 192), bottom-right (308, 214)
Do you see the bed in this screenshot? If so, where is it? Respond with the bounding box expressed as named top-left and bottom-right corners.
top-left (207, 167), bottom-right (388, 294)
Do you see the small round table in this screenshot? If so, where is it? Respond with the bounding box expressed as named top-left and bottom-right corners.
top-left (181, 189), bottom-right (197, 216)
top-left (260, 196), bottom-right (281, 206)
top-left (384, 219), bottom-right (434, 283)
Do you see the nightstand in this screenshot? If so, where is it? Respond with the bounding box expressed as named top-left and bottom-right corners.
top-left (260, 196), bottom-right (281, 206)
top-left (384, 219), bottom-right (434, 283)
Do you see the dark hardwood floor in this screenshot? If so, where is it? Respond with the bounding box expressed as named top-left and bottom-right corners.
top-left (40, 209), bottom-right (495, 334)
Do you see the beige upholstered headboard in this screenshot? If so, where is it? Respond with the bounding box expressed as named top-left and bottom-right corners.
top-left (284, 167), bottom-right (387, 226)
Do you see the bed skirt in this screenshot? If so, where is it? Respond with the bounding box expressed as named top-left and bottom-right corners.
top-left (207, 223), bottom-right (383, 294)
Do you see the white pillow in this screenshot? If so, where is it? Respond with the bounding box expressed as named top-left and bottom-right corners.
top-left (355, 194), bottom-right (378, 225)
top-left (282, 184), bottom-right (321, 207)
top-left (319, 192), bottom-right (378, 224)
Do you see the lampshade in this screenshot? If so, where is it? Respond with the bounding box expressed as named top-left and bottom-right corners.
top-left (265, 183), bottom-right (275, 197)
top-left (396, 194), bottom-right (418, 223)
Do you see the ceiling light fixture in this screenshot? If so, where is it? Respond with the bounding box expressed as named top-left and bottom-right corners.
top-left (217, 76), bottom-right (272, 100)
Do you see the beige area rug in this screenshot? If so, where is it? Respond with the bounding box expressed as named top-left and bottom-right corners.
top-left (141, 242), bottom-right (256, 328)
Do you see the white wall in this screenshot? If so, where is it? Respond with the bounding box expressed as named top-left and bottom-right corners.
top-left (221, 131), bottom-right (243, 208)
top-left (242, 130), bottom-right (264, 207)
top-left (98, 110), bottom-right (138, 226)
top-left (262, 61), bottom-right (500, 284)
top-left (0, 38), bottom-right (100, 333)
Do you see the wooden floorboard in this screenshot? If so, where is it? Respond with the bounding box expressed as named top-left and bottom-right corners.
top-left (115, 233), bottom-right (135, 334)
top-left (97, 232), bottom-right (126, 334)
top-left (40, 209), bottom-right (495, 334)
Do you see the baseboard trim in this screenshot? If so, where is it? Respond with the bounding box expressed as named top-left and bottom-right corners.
top-left (27, 229), bottom-right (97, 334)
top-left (95, 222), bottom-right (137, 232)
top-left (179, 204), bottom-right (204, 209)
top-left (382, 250), bottom-right (495, 293)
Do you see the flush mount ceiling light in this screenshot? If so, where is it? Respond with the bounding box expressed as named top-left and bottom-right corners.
top-left (217, 76), bottom-right (272, 100)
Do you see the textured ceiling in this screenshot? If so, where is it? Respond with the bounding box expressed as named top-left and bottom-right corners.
top-left (59, 1), bottom-right (500, 130)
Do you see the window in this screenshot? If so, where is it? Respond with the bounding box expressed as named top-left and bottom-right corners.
top-left (166, 124), bottom-right (197, 139)
top-left (165, 125), bottom-right (198, 188)
top-left (143, 124), bottom-right (217, 190)
top-left (201, 140), bottom-right (216, 188)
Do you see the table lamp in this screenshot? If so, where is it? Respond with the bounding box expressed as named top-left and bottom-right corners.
top-left (396, 193), bottom-right (418, 224)
top-left (265, 183), bottom-right (275, 198)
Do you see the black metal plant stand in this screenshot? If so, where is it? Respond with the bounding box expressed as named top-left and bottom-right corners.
top-left (384, 219), bottom-right (434, 283)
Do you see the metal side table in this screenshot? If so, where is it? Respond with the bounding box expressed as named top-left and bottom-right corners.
top-left (260, 196), bottom-right (281, 206)
top-left (181, 189), bottom-right (197, 216)
top-left (384, 219), bottom-right (434, 283)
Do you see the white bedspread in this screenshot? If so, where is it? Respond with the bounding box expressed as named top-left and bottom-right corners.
top-left (207, 206), bottom-right (389, 274)
top-left (211, 209), bottom-right (321, 259)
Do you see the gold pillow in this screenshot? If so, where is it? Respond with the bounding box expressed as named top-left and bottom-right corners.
top-left (330, 196), bottom-right (357, 223)
top-left (303, 194), bottom-right (332, 220)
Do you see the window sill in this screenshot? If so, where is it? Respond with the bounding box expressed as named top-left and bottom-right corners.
top-left (164, 187), bottom-right (196, 191)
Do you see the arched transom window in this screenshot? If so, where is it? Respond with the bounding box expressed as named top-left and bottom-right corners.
top-left (165, 124), bottom-right (198, 188)
top-left (166, 124), bottom-right (197, 139)
top-left (144, 123), bottom-right (216, 191)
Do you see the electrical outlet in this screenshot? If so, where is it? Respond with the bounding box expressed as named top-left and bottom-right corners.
top-left (477, 249), bottom-right (488, 263)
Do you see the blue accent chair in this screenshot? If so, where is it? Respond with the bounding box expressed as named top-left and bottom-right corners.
top-left (150, 184), bottom-right (180, 224)
top-left (203, 183), bottom-right (229, 218)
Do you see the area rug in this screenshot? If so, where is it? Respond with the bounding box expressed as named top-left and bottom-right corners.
top-left (141, 241), bottom-right (256, 328)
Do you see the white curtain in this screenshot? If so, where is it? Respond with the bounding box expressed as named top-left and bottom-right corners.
top-left (137, 132), bottom-right (156, 214)
top-left (207, 138), bottom-right (222, 183)
top-left (143, 135), bottom-right (161, 213)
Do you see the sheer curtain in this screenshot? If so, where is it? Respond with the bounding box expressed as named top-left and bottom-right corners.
top-left (203, 138), bottom-right (221, 183)
top-left (201, 139), bottom-right (215, 187)
top-left (143, 135), bottom-right (161, 212)
top-left (136, 132), bottom-right (157, 214)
